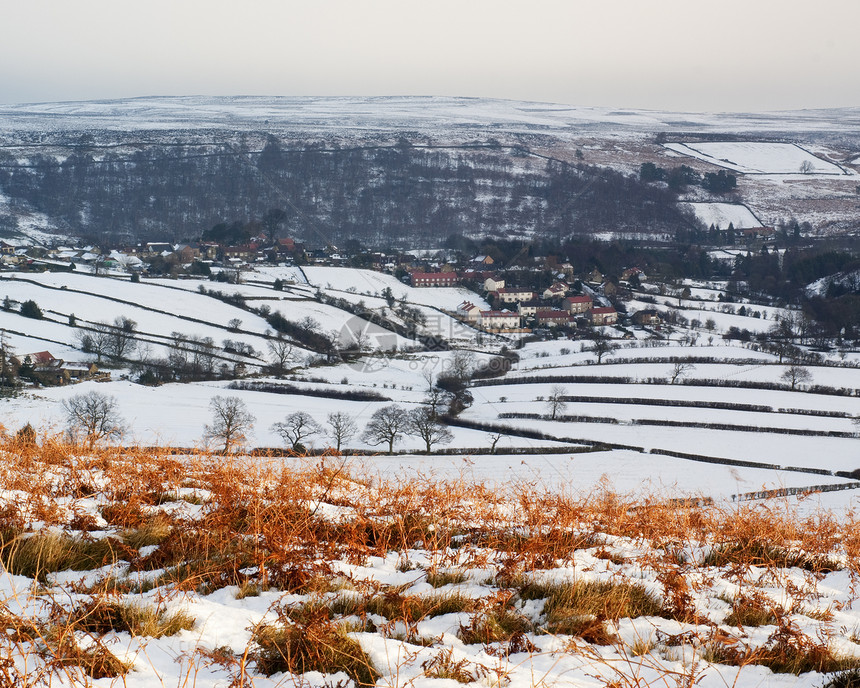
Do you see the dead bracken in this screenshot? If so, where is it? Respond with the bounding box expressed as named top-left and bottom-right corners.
top-left (0, 438), bottom-right (859, 685)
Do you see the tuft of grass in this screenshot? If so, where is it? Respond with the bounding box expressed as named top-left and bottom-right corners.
top-left (458, 607), bottom-right (533, 645)
top-left (235, 581), bottom-right (265, 599)
top-left (121, 515), bottom-right (172, 550)
top-left (801, 605), bottom-right (835, 622)
top-left (42, 629), bottom-right (131, 679)
top-left (703, 618), bottom-right (860, 675)
top-left (518, 578), bottom-right (664, 623)
top-left (628, 635), bottom-right (657, 656)
top-left (69, 599), bottom-right (195, 638)
top-left (724, 592), bottom-right (778, 628)
top-left (421, 647), bottom-right (491, 684)
top-left (0, 531), bottom-right (131, 581)
top-left (825, 669), bottom-right (860, 688)
top-left (705, 541), bottom-right (838, 573)
top-left (545, 614), bottom-right (616, 645)
top-left (704, 642), bottom-right (860, 675)
top-left (426, 568), bottom-right (468, 588)
top-left (331, 590), bottom-right (477, 625)
top-left (251, 616), bottom-right (379, 687)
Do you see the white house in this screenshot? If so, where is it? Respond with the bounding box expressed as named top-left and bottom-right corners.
top-left (456, 301), bottom-right (482, 322)
top-left (479, 310), bottom-right (521, 330)
top-left (484, 276), bottom-right (505, 292)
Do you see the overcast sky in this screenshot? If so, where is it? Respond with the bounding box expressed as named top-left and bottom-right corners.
top-left (2, 0), bottom-right (858, 112)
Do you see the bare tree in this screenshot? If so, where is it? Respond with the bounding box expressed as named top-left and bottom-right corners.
top-left (781, 363), bottom-right (812, 390)
top-left (488, 432), bottom-right (503, 454)
top-left (361, 404), bottom-right (408, 454)
top-left (448, 350), bottom-right (474, 384)
top-left (349, 327), bottom-right (372, 352)
top-left (407, 406), bottom-right (454, 453)
top-left (184, 336), bottom-right (218, 379)
top-left (670, 362), bottom-right (694, 384)
top-left (203, 395), bottom-right (255, 453)
top-left (326, 411), bottom-right (358, 452)
top-left (300, 316), bottom-right (321, 333)
top-left (76, 323), bottom-right (113, 363)
top-left (545, 385), bottom-right (568, 420)
top-left (799, 160), bottom-right (814, 174)
top-left (107, 316), bottom-right (137, 360)
top-left (262, 207), bottom-right (287, 243)
top-left (588, 331), bottom-right (617, 364)
top-left (63, 391), bottom-right (125, 449)
top-left (0, 329), bottom-right (17, 391)
top-left (272, 411), bottom-right (322, 451)
top-left (424, 386), bottom-right (451, 419)
top-left (267, 336), bottom-right (294, 377)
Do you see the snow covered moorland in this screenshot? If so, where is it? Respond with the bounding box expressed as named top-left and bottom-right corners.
top-left (2, 441), bottom-right (860, 687)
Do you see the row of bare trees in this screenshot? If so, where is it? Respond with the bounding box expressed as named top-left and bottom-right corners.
top-left (203, 397), bottom-right (453, 454)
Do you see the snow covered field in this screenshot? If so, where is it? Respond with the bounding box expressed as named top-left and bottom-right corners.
top-left (4, 268), bottom-right (860, 500)
top-left (682, 202), bottom-right (763, 229)
top-left (302, 267), bottom-right (490, 311)
top-left (665, 142), bottom-right (847, 175)
top-left (357, 449), bottom-right (852, 500)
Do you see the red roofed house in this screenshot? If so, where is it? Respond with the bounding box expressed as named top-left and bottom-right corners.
top-left (542, 282), bottom-right (569, 300)
top-left (589, 306), bottom-right (618, 325)
top-left (27, 351), bottom-right (57, 365)
top-left (621, 267), bottom-right (645, 282)
top-left (535, 310), bottom-right (574, 326)
top-left (456, 301), bottom-right (482, 322)
top-left (564, 294), bottom-right (593, 314)
top-left (411, 271), bottom-right (460, 288)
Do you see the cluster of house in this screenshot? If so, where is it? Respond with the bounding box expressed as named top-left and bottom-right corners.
top-left (451, 274), bottom-right (625, 332)
top-left (456, 293), bottom-right (618, 331)
top-left (0, 237), bottom-right (324, 273)
top-left (13, 351), bottom-right (108, 386)
top-left (405, 262), bottom-right (673, 334)
top-left (108, 238), bottom-right (315, 270)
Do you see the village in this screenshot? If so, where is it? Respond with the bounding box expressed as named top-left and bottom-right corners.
top-left (0, 233), bottom-right (673, 337)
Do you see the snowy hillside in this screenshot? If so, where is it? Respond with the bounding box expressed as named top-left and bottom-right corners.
top-left (1, 96), bottom-right (860, 243)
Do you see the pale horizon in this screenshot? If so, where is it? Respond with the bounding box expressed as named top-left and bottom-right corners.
top-left (2, 0), bottom-right (858, 113)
